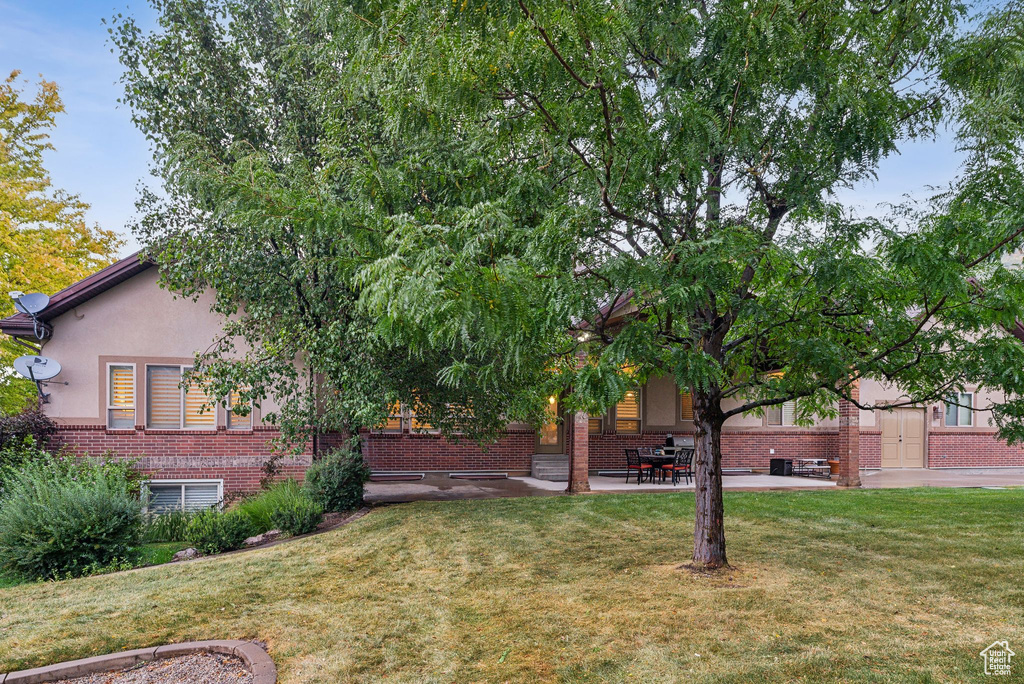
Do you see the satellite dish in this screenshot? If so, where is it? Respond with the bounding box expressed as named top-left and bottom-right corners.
top-left (13, 355), bottom-right (62, 381)
top-left (13, 293), bottom-right (49, 316)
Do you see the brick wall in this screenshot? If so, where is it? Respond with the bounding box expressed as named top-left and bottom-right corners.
top-left (860, 431), bottom-right (881, 468)
top-left (51, 424), bottom-right (310, 494)
top-left (361, 429), bottom-right (537, 473)
top-left (45, 421), bottom-right (1024, 493)
top-left (927, 431), bottom-right (1024, 468)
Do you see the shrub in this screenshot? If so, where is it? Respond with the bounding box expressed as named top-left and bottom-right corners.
top-left (0, 438), bottom-right (48, 489)
top-left (269, 497), bottom-right (323, 536)
top-left (143, 510), bottom-right (195, 543)
top-left (184, 510), bottom-right (255, 554)
top-left (0, 461), bottom-right (143, 580)
top-left (303, 449), bottom-right (370, 513)
top-left (0, 409), bottom-right (56, 451)
top-left (234, 480), bottom-right (308, 533)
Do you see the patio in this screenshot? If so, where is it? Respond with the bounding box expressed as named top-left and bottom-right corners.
top-left (364, 468), bottom-right (1024, 503)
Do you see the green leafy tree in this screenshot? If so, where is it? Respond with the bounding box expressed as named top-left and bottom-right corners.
top-left (110, 1), bottom-right (549, 448)
top-left (0, 71), bottom-right (122, 413)
top-left (351, 0), bottom-right (1024, 568)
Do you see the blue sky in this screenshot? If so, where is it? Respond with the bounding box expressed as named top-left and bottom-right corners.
top-left (1, 0), bottom-right (158, 255)
top-left (2, 1), bottom-right (964, 258)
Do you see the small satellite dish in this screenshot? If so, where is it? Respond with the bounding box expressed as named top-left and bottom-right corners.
top-left (13, 293), bottom-right (49, 316)
top-left (13, 355), bottom-right (62, 381)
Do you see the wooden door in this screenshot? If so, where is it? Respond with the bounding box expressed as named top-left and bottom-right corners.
top-left (901, 409), bottom-right (925, 468)
top-left (880, 411), bottom-right (902, 468)
top-left (879, 408), bottom-right (926, 468)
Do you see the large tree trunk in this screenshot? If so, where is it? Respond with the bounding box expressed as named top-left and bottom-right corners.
top-left (692, 391), bottom-right (728, 569)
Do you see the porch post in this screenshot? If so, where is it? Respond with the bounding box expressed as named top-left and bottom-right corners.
top-left (837, 379), bottom-right (861, 487)
top-left (566, 410), bottom-right (591, 493)
top-left (566, 351), bottom-right (591, 494)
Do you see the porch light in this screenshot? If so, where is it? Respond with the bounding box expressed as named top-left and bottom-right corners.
top-left (548, 395), bottom-right (557, 405)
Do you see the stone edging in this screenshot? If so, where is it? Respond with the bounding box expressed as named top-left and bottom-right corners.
top-left (0, 640), bottom-right (275, 684)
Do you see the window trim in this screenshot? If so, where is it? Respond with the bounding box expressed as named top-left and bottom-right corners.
top-left (615, 389), bottom-right (642, 435)
top-left (145, 364), bottom-right (218, 431)
top-left (944, 392), bottom-right (974, 427)
top-left (106, 362), bottom-right (136, 429)
top-left (143, 478), bottom-right (224, 513)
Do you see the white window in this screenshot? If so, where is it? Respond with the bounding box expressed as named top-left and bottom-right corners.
top-left (146, 365), bottom-right (216, 430)
top-left (226, 389), bottom-right (252, 430)
top-left (945, 392), bottom-right (974, 426)
top-left (767, 401), bottom-right (797, 426)
top-left (107, 364), bottom-right (135, 429)
top-left (616, 390), bottom-right (641, 434)
top-left (145, 479), bottom-right (223, 513)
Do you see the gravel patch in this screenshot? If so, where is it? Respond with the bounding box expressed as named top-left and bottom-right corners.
top-left (55, 653), bottom-right (253, 683)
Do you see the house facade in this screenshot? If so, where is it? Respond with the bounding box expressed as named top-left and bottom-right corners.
top-left (3, 254), bottom-right (1023, 502)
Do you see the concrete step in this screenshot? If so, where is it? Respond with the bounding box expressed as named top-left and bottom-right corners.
top-left (531, 454), bottom-right (569, 481)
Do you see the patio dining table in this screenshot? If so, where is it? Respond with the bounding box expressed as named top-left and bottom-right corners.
top-left (641, 450), bottom-right (676, 483)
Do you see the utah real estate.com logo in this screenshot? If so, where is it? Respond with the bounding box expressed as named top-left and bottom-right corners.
top-left (981, 641), bottom-right (1015, 676)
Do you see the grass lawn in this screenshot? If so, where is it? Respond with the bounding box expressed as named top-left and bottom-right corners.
top-left (0, 488), bottom-right (1021, 682)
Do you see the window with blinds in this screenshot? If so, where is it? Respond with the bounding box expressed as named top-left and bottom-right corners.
top-left (384, 402), bottom-right (403, 431)
top-left (147, 366), bottom-right (182, 429)
top-left (227, 390), bottom-right (252, 430)
top-left (616, 390), bottom-right (641, 434)
top-left (146, 480), bottom-right (222, 513)
top-left (411, 412), bottom-right (434, 431)
top-left (588, 416), bottom-right (603, 434)
top-left (767, 401), bottom-right (797, 426)
top-left (184, 374), bottom-right (216, 429)
top-left (107, 365), bottom-right (135, 429)
top-left (680, 392), bottom-right (694, 421)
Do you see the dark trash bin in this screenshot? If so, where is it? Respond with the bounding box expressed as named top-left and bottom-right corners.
top-left (769, 458), bottom-right (792, 476)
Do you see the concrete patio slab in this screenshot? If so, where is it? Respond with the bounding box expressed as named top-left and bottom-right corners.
top-left (516, 474), bottom-right (837, 492)
top-left (364, 468), bottom-right (1024, 503)
top-left (860, 467), bottom-right (1024, 488)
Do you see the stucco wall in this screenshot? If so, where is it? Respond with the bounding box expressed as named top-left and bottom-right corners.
top-left (37, 268), bottom-right (285, 425)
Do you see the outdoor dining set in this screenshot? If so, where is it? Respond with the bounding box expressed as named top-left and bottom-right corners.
top-left (624, 441), bottom-right (695, 486)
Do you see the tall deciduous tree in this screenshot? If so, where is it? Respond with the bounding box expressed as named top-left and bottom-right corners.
top-left (353, 0), bottom-right (1024, 568)
top-left (110, 0), bottom-right (552, 447)
top-left (0, 71), bottom-right (122, 414)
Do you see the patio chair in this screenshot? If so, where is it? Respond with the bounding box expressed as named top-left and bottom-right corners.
top-left (624, 448), bottom-right (651, 484)
top-left (661, 448), bottom-right (694, 486)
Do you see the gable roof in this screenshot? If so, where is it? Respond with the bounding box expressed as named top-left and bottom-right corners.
top-left (0, 252), bottom-right (153, 339)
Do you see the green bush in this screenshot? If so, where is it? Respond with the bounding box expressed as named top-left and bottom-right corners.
top-left (184, 510), bottom-right (255, 554)
top-left (143, 510), bottom-right (195, 543)
top-left (234, 480), bottom-right (308, 533)
top-left (269, 497), bottom-right (323, 536)
top-left (302, 449), bottom-right (370, 513)
top-left (0, 461), bottom-right (143, 580)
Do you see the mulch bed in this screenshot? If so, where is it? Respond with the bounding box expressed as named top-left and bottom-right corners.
top-left (55, 653), bottom-right (253, 684)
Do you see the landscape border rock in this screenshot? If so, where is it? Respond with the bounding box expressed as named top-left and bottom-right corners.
top-left (0, 640), bottom-right (275, 684)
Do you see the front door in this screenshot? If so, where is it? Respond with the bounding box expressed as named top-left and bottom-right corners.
top-left (879, 408), bottom-right (926, 468)
top-left (535, 395), bottom-right (564, 454)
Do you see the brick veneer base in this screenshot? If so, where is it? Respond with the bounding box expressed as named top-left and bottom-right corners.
top-left (52, 424), bottom-right (310, 494)
top-left (47, 422), bottom-right (1024, 495)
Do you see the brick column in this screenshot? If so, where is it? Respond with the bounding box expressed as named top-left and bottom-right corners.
top-left (566, 410), bottom-right (591, 493)
top-left (837, 380), bottom-right (861, 487)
